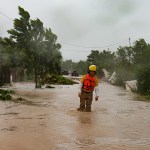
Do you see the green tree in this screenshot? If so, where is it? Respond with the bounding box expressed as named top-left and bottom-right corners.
top-left (87, 50), bottom-right (100, 66)
top-left (87, 50), bottom-right (115, 75)
top-left (61, 60), bottom-right (88, 75)
top-left (116, 46), bottom-right (133, 64)
top-left (132, 39), bottom-right (150, 67)
top-left (61, 59), bottom-right (73, 71)
top-left (0, 6), bottom-right (62, 88)
top-left (115, 45), bottom-right (135, 85)
top-left (114, 39), bottom-right (150, 86)
top-left (99, 50), bottom-right (115, 71)
top-left (40, 28), bottom-right (62, 76)
top-left (136, 66), bottom-right (150, 95)
top-left (74, 60), bottom-right (88, 75)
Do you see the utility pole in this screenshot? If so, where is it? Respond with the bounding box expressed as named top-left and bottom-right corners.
top-left (128, 37), bottom-right (132, 63)
top-left (129, 37), bottom-right (131, 47)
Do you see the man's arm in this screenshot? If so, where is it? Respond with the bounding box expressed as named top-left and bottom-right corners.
top-left (94, 85), bottom-right (99, 101)
top-left (94, 77), bottom-right (100, 101)
top-left (78, 82), bottom-right (83, 97)
top-left (78, 75), bottom-right (86, 97)
top-left (95, 85), bottom-right (99, 96)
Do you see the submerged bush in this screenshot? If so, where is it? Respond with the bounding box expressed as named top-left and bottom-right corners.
top-left (41, 74), bottom-right (76, 85)
top-left (0, 89), bottom-right (14, 101)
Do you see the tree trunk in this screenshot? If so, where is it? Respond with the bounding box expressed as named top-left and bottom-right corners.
top-left (35, 66), bottom-right (38, 88)
top-left (35, 66), bottom-right (41, 88)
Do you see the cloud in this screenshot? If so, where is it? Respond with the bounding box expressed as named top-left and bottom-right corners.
top-left (1, 0), bottom-right (150, 61)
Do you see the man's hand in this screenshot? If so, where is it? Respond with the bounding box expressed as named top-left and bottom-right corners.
top-left (78, 92), bottom-right (81, 97)
top-left (95, 96), bottom-right (99, 101)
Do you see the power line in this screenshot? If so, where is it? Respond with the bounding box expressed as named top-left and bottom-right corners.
top-left (60, 49), bottom-right (91, 52)
top-left (0, 11), bottom-right (13, 21)
top-left (0, 10), bottom-right (130, 51)
top-left (59, 39), bottom-right (128, 49)
top-left (60, 39), bottom-right (132, 52)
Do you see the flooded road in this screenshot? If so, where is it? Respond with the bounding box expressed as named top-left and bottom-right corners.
top-left (0, 82), bottom-right (150, 150)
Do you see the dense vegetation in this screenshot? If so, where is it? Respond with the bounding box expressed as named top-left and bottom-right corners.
top-left (41, 74), bottom-right (77, 86)
top-left (0, 6), bottom-right (62, 88)
top-left (62, 39), bottom-right (150, 96)
top-left (0, 89), bottom-right (14, 101)
top-left (0, 6), bottom-right (150, 96)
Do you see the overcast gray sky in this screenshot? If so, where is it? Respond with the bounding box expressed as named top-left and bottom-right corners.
top-left (0, 0), bottom-right (150, 61)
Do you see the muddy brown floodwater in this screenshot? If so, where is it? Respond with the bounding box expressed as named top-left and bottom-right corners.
top-left (0, 82), bottom-right (150, 150)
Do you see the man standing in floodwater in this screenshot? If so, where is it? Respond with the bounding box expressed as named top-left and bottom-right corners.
top-left (78, 65), bottom-right (99, 112)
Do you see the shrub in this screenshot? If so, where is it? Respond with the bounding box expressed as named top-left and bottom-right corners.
top-left (0, 89), bottom-right (14, 101)
top-left (41, 74), bottom-right (76, 85)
